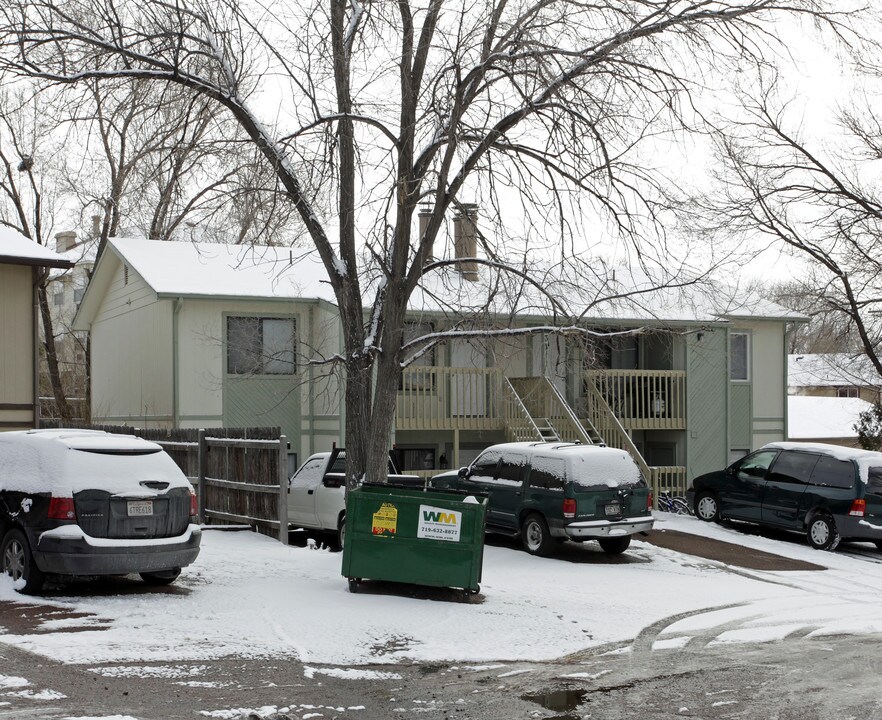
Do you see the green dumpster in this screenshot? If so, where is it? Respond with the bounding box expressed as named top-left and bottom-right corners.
top-left (341, 484), bottom-right (487, 596)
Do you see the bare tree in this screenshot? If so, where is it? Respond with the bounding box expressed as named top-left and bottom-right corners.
top-left (708, 83), bottom-right (882, 377)
top-left (0, 0), bottom-right (850, 485)
top-left (0, 83), bottom-right (73, 419)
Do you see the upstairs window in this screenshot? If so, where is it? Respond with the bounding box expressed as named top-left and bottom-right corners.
top-left (227, 316), bottom-right (296, 375)
top-left (730, 332), bottom-right (750, 381)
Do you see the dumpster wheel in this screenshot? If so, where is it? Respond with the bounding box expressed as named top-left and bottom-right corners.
top-left (460, 586), bottom-right (480, 603)
top-left (348, 577), bottom-right (360, 593)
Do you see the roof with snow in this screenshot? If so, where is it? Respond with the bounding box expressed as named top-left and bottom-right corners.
top-left (788, 354), bottom-right (881, 389)
top-left (0, 227), bottom-right (74, 269)
top-left (787, 396), bottom-right (872, 440)
top-left (76, 237), bottom-right (807, 327)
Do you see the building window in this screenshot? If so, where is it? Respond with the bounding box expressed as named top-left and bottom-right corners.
top-left (730, 332), bottom-right (749, 381)
top-left (227, 316), bottom-right (296, 375)
top-left (53, 291), bottom-right (64, 306)
top-left (836, 387), bottom-right (859, 399)
top-left (73, 288), bottom-right (85, 304)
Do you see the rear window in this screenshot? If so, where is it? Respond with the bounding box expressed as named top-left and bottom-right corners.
top-left (528, 456), bottom-right (566, 491)
top-left (569, 450), bottom-right (644, 489)
top-left (808, 455), bottom-right (855, 489)
top-left (867, 467), bottom-right (882, 491)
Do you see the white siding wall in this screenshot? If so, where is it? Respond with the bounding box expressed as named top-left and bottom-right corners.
top-left (90, 260), bottom-right (173, 426)
top-left (0, 265), bottom-right (35, 429)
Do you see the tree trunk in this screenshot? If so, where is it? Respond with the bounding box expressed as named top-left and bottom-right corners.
top-left (36, 276), bottom-right (71, 422)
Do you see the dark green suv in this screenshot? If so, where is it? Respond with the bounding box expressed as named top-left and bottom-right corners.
top-left (689, 442), bottom-right (882, 551)
top-left (432, 442), bottom-right (653, 556)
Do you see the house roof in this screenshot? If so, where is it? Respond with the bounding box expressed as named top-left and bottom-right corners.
top-left (787, 395), bottom-right (873, 440)
top-left (788, 353), bottom-right (881, 388)
top-left (0, 227), bottom-right (74, 269)
top-left (75, 236), bottom-right (807, 328)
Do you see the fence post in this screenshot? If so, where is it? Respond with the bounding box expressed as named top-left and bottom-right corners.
top-left (198, 429), bottom-right (207, 525)
top-left (278, 434), bottom-right (289, 545)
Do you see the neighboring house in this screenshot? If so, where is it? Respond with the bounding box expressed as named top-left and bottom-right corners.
top-left (786, 353), bottom-right (881, 447)
top-left (788, 353), bottom-right (881, 403)
top-left (74, 236), bottom-right (806, 493)
top-left (0, 228), bottom-right (73, 430)
top-left (787, 395), bottom-right (872, 448)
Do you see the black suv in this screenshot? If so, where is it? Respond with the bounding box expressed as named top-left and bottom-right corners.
top-left (689, 442), bottom-right (882, 551)
top-left (1, 429), bottom-right (201, 593)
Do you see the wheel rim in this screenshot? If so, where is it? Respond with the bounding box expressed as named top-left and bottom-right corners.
top-left (697, 496), bottom-right (717, 520)
top-left (810, 520), bottom-right (830, 546)
top-left (339, 523), bottom-right (346, 549)
top-left (525, 521), bottom-right (542, 550)
top-left (3, 538), bottom-right (25, 581)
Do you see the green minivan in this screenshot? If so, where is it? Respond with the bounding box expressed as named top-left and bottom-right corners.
top-left (431, 442), bottom-right (654, 556)
top-left (689, 442), bottom-right (882, 551)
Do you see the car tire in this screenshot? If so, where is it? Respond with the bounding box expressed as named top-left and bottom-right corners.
top-left (1, 528), bottom-right (45, 594)
top-left (695, 492), bottom-right (720, 522)
top-left (521, 514), bottom-right (554, 557)
top-left (336, 516), bottom-right (346, 552)
top-left (139, 568), bottom-right (181, 586)
top-left (806, 514), bottom-right (840, 551)
top-left (598, 536), bottom-right (631, 555)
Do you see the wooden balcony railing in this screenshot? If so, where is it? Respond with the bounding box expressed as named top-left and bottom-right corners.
top-left (584, 370), bottom-right (686, 430)
top-left (396, 366), bottom-right (505, 430)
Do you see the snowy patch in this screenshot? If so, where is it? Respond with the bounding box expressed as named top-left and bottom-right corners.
top-left (651, 636), bottom-right (692, 651)
top-left (303, 666), bottom-right (402, 680)
top-left (89, 665), bottom-right (208, 679)
top-left (0, 675), bottom-right (29, 689)
top-left (4, 688), bottom-right (67, 700)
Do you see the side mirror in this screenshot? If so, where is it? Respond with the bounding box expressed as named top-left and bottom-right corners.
top-left (458, 466), bottom-right (470, 479)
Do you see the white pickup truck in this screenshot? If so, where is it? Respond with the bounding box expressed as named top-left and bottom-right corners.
top-left (287, 448), bottom-right (421, 548)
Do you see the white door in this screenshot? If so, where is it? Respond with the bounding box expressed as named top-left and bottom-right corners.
top-left (450, 340), bottom-right (486, 417)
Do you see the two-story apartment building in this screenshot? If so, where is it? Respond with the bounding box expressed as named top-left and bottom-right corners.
top-left (73, 236), bottom-right (806, 495)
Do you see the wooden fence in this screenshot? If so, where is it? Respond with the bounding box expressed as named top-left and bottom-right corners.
top-left (40, 422), bottom-right (288, 543)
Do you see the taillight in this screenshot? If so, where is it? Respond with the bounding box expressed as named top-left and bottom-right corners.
top-left (48, 496), bottom-right (76, 520)
top-left (647, 492), bottom-right (653, 511)
top-left (189, 490), bottom-right (198, 519)
top-left (849, 498), bottom-right (866, 517)
top-left (563, 498), bottom-right (576, 518)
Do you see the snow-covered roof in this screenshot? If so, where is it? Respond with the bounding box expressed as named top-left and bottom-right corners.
top-left (0, 226), bottom-right (74, 269)
top-left (789, 353), bottom-right (881, 388)
top-left (80, 237), bottom-right (805, 326)
top-left (109, 236), bottom-right (337, 303)
top-left (786, 396), bottom-right (872, 440)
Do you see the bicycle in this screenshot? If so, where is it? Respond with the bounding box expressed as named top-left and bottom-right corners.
top-left (656, 490), bottom-right (693, 515)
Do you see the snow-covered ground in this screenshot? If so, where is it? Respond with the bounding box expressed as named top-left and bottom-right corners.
top-left (2, 514), bottom-right (882, 669)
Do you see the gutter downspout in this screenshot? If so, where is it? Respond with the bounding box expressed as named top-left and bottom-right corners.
top-left (32, 267), bottom-right (40, 429)
top-left (173, 297), bottom-right (183, 427)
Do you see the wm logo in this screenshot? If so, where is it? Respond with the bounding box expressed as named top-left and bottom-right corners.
top-left (422, 510), bottom-right (457, 524)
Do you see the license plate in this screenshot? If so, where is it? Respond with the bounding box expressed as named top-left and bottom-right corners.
top-left (605, 502), bottom-right (621, 516)
top-left (127, 500), bottom-right (154, 517)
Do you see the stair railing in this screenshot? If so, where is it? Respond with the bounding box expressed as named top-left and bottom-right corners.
top-left (583, 379), bottom-right (651, 481)
top-left (502, 379), bottom-right (544, 442)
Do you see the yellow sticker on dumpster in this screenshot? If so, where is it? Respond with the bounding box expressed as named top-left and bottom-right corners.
top-left (372, 503), bottom-right (398, 536)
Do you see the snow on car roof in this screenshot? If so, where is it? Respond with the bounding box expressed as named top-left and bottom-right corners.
top-left (763, 441), bottom-right (882, 483)
top-left (18, 429), bottom-right (162, 453)
top-left (0, 430), bottom-right (189, 496)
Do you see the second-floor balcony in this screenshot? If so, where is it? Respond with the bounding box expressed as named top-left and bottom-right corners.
top-left (584, 369), bottom-right (686, 431)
